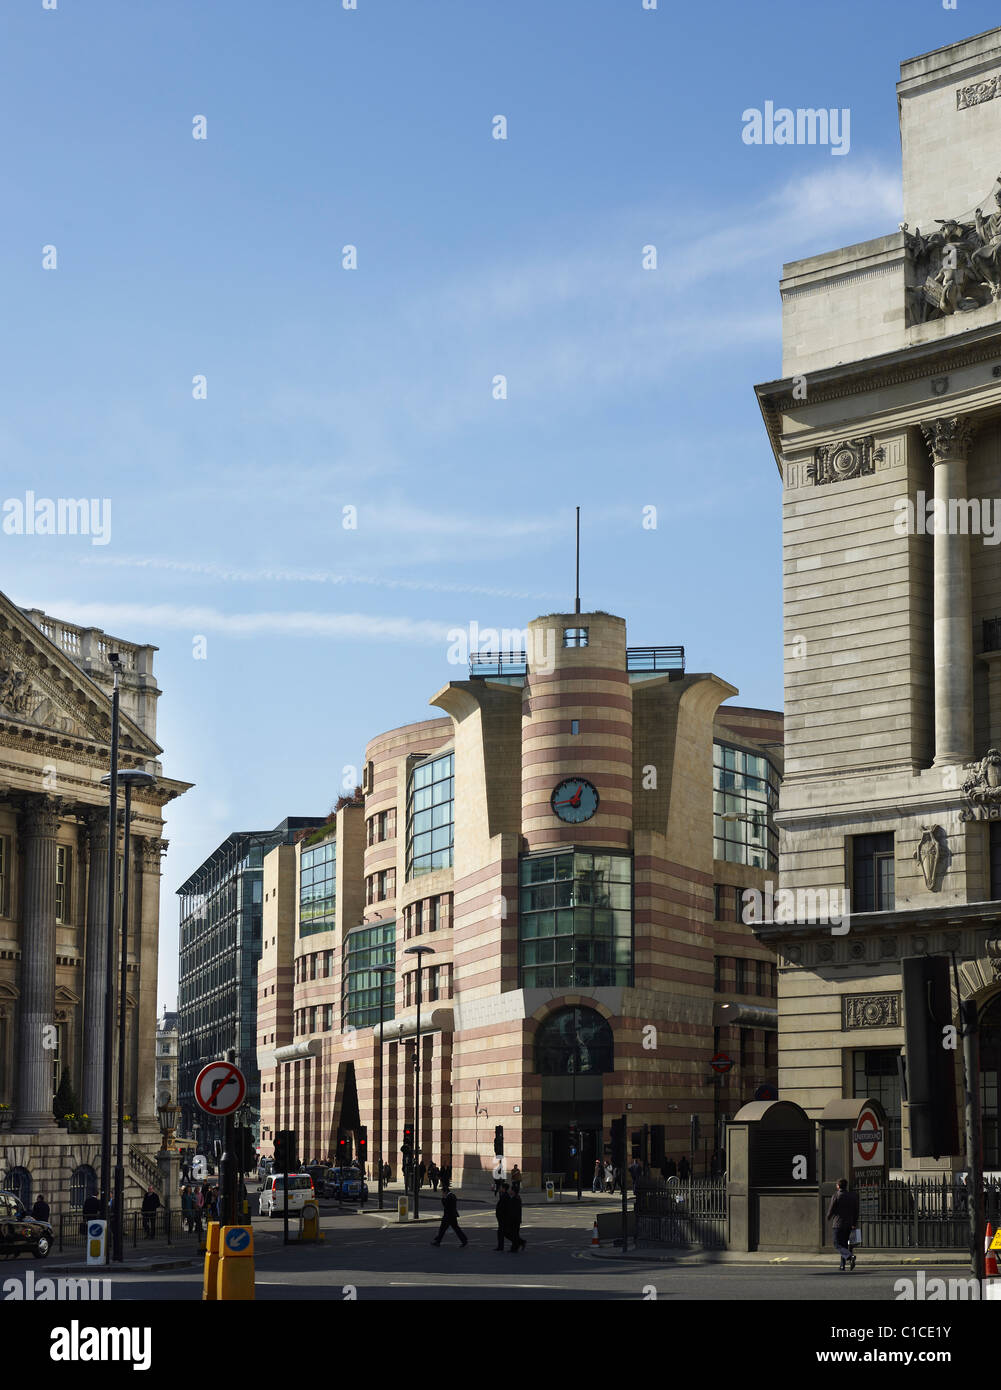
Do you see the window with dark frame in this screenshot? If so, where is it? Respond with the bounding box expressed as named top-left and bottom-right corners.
top-left (851, 832), bottom-right (895, 912)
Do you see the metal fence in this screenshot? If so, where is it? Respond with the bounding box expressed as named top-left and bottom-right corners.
top-left (858, 1177), bottom-right (1001, 1250)
top-left (634, 1178), bottom-right (727, 1249)
top-left (58, 1207), bottom-right (199, 1252)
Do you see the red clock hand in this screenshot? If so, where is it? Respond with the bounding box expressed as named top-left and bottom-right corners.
top-left (570, 786), bottom-right (583, 806)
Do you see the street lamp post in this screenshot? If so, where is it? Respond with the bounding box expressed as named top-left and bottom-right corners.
top-left (101, 765), bottom-right (156, 1262)
top-left (99, 654), bottom-right (122, 1263)
top-left (404, 945), bottom-right (434, 1221)
top-left (372, 963), bottom-right (394, 1211)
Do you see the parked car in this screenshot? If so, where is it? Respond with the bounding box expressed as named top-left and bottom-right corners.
top-left (258, 1173), bottom-right (314, 1217)
top-left (0, 1190), bottom-right (52, 1259)
top-left (303, 1164), bottom-right (329, 1196)
top-left (327, 1167), bottom-right (368, 1202)
top-left (257, 1157), bottom-right (274, 1184)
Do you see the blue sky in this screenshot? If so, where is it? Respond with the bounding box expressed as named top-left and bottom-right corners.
top-left (1, 0), bottom-right (993, 1006)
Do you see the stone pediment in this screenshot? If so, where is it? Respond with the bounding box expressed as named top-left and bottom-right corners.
top-left (0, 594), bottom-right (157, 755)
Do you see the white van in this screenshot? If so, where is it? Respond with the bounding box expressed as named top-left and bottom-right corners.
top-left (259, 1173), bottom-right (314, 1217)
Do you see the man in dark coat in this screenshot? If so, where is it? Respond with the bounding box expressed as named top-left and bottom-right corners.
top-left (507, 1188), bottom-right (526, 1252)
top-left (82, 1192), bottom-right (101, 1218)
top-left (678, 1155), bottom-right (691, 1181)
top-left (441, 1164), bottom-right (451, 1193)
top-left (663, 1157), bottom-right (677, 1179)
top-left (431, 1188), bottom-right (468, 1247)
top-left (826, 1178), bottom-right (859, 1270)
top-left (494, 1181), bottom-right (512, 1250)
top-left (31, 1195), bottom-right (50, 1223)
top-left (141, 1185), bottom-right (161, 1238)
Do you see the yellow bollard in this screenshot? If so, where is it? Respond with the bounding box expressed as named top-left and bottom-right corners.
top-left (202, 1222), bottom-right (220, 1301)
top-left (398, 1195), bottom-right (408, 1222)
top-left (299, 1201), bottom-right (320, 1243)
top-left (217, 1225), bottom-right (255, 1301)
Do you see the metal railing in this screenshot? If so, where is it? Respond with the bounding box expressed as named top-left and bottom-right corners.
top-left (634, 1177), bottom-right (726, 1248)
top-left (128, 1145), bottom-right (163, 1195)
top-left (625, 646), bottom-right (685, 673)
top-left (858, 1176), bottom-right (1001, 1250)
top-left (58, 1207), bottom-right (198, 1252)
top-left (469, 651), bottom-right (528, 678)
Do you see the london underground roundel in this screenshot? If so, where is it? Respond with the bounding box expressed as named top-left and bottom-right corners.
top-left (551, 777), bottom-right (599, 823)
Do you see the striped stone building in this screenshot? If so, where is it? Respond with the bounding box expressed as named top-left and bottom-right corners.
top-left (258, 609), bottom-right (782, 1185)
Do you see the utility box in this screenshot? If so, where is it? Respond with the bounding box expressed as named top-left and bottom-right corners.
top-left (727, 1099), bottom-right (817, 1252)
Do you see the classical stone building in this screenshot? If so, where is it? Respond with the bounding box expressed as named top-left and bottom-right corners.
top-left (155, 1007), bottom-right (179, 1115)
top-left (258, 608), bottom-right (782, 1186)
top-left (755, 27), bottom-right (1001, 1172)
top-left (0, 597), bottom-right (189, 1214)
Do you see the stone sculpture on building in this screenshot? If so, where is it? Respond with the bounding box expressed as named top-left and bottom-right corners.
top-left (906, 175), bottom-right (1001, 322)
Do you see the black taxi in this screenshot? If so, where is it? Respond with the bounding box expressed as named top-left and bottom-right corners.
top-left (0, 1191), bottom-right (53, 1259)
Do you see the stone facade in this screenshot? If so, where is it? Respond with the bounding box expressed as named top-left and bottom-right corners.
top-left (0, 595), bottom-right (190, 1214)
top-left (257, 609), bottom-right (783, 1186)
top-left (756, 27), bottom-right (1001, 1173)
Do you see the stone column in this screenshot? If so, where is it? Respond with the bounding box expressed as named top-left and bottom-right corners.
top-left (136, 838), bottom-right (165, 1129)
top-left (920, 415), bottom-right (977, 766)
top-left (80, 809), bottom-right (110, 1122)
top-left (15, 796), bottom-right (61, 1131)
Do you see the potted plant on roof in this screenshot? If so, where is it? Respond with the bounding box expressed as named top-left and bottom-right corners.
top-left (0, 1103), bottom-right (12, 1130)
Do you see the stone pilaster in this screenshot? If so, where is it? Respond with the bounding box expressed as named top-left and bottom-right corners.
top-left (15, 796), bottom-right (61, 1131)
top-left (80, 808), bottom-right (110, 1122)
top-left (135, 838), bottom-right (165, 1127)
top-left (920, 415), bottom-right (977, 766)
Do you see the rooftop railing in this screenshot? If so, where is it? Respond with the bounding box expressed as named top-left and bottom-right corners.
top-left (468, 645), bottom-right (686, 678)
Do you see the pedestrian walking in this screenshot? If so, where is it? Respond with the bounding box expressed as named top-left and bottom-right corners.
top-left (141, 1185), bottom-right (161, 1238)
top-left (418, 1160), bottom-right (427, 1189)
top-left (382, 1161), bottom-right (391, 1186)
top-left (604, 1161), bottom-right (614, 1193)
top-left (431, 1188), bottom-right (468, 1247)
top-left (510, 1164), bottom-right (522, 1195)
top-left (495, 1181), bottom-right (512, 1250)
top-left (507, 1188), bottom-right (526, 1252)
top-left (441, 1164), bottom-right (451, 1193)
top-left (591, 1160), bottom-right (603, 1193)
top-left (629, 1159), bottom-right (642, 1189)
top-left (180, 1186), bottom-right (195, 1232)
top-left (826, 1178), bottom-right (860, 1271)
top-left (678, 1155), bottom-right (691, 1181)
top-left (31, 1194), bottom-right (50, 1223)
top-left (429, 1162), bottom-right (440, 1191)
top-left (663, 1157), bottom-right (677, 1179)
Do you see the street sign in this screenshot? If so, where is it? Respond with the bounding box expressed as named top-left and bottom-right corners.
top-left (194, 1061), bottom-right (247, 1117)
top-left (990, 1228), bottom-right (1001, 1252)
top-left (224, 1226), bottom-right (251, 1253)
top-left (852, 1107), bottom-right (884, 1167)
top-left (754, 1084), bottom-right (778, 1102)
top-left (711, 1053), bottom-right (733, 1074)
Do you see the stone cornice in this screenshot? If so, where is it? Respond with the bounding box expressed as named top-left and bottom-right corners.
top-left (756, 318), bottom-right (1001, 472)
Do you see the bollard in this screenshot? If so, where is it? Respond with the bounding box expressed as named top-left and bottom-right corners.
top-left (398, 1195), bottom-right (408, 1223)
top-left (202, 1222), bottom-right (220, 1301)
top-left (217, 1225), bottom-right (255, 1301)
top-left (545, 1182), bottom-right (555, 1204)
top-left (85, 1220), bottom-right (107, 1265)
top-left (299, 1201), bottom-right (320, 1243)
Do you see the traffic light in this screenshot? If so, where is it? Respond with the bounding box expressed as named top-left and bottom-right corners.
top-left (649, 1124), bottom-right (665, 1168)
top-left (401, 1123), bottom-right (414, 1158)
top-left (357, 1125), bottom-right (368, 1167)
top-left (337, 1128), bottom-right (352, 1165)
top-left (272, 1132), bottom-right (286, 1174)
top-left (610, 1116), bottom-right (626, 1167)
top-left (902, 955), bottom-right (960, 1159)
top-left (235, 1126), bottom-right (254, 1172)
top-left (493, 1125), bottom-right (504, 1156)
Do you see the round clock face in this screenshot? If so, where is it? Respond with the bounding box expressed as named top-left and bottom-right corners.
top-left (550, 777), bottom-right (599, 823)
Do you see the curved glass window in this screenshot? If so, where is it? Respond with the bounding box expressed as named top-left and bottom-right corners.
top-left (4, 1165), bottom-right (31, 1209)
top-left (535, 1006), bottom-right (614, 1075)
top-left (300, 840), bottom-right (336, 936)
top-left (342, 921), bottom-right (396, 1030)
top-left (713, 741), bottom-right (779, 870)
top-left (406, 752), bottom-right (454, 879)
top-left (519, 850), bottom-right (632, 989)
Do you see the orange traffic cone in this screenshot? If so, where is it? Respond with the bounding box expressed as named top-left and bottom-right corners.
top-left (986, 1224), bottom-right (998, 1278)
top-left (591, 1221), bottom-right (600, 1247)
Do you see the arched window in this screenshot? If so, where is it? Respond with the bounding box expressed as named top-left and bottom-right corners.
top-left (69, 1164), bottom-right (98, 1209)
top-left (4, 1165), bottom-right (31, 1209)
top-left (534, 1006), bottom-right (614, 1076)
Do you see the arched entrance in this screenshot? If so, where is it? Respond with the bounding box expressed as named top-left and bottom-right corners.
top-left (980, 992), bottom-right (1001, 1168)
top-left (535, 1006), bottom-right (613, 1185)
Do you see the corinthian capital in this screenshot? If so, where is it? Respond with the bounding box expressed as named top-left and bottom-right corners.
top-left (18, 794), bottom-right (63, 839)
top-left (920, 415), bottom-right (977, 463)
top-left (141, 837), bottom-right (167, 872)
